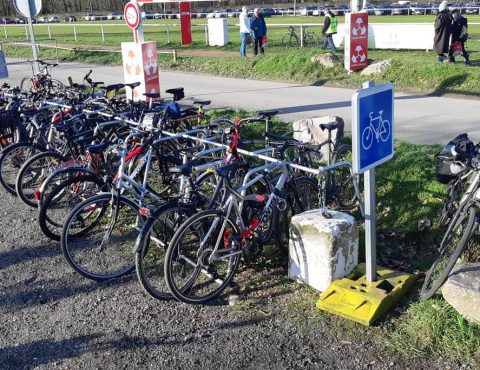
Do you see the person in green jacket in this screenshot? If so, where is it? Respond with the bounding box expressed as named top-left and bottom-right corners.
top-left (322, 7), bottom-right (338, 54)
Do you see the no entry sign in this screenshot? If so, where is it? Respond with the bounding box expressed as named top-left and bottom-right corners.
top-left (124, 1), bottom-right (141, 30)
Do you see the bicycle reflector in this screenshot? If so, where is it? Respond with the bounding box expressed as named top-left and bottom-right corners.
top-left (139, 207), bottom-right (151, 217)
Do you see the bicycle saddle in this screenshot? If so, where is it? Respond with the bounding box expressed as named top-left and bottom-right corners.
top-left (258, 110), bottom-right (279, 118)
top-left (35, 59), bottom-right (59, 67)
top-left (214, 161), bottom-right (241, 179)
top-left (320, 121), bottom-right (342, 131)
top-left (193, 100), bottom-right (211, 106)
top-left (168, 159), bottom-right (202, 176)
top-left (125, 82), bottom-right (141, 90)
top-left (105, 83), bottom-right (124, 92)
top-left (165, 87), bottom-right (185, 102)
top-left (143, 92), bottom-right (161, 99)
top-left (87, 141), bottom-right (110, 154)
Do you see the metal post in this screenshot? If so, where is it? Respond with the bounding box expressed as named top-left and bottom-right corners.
top-left (27, 17), bottom-right (38, 62)
top-left (205, 24), bottom-right (208, 45)
top-left (300, 24), bottom-right (303, 47)
top-left (173, 49), bottom-right (177, 63)
top-left (74, 25), bottom-right (77, 41)
top-left (3, 24), bottom-right (7, 39)
top-left (101, 25), bottom-right (105, 43)
top-left (48, 25), bottom-right (51, 39)
top-left (166, 25), bottom-right (170, 44)
top-left (25, 24), bottom-right (28, 39)
top-left (365, 168), bottom-right (376, 283)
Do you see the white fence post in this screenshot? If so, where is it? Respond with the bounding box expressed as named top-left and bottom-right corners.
top-left (48, 25), bottom-right (52, 39)
top-left (73, 25), bottom-right (77, 41)
top-left (3, 25), bottom-right (7, 39)
top-left (25, 24), bottom-right (28, 39)
top-left (205, 24), bottom-right (208, 45)
top-left (101, 25), bottom-right (105, 43)
top-left (166, 25), bottom-right (170, 44)
top-left (300, 24), bottom-right (304, 48)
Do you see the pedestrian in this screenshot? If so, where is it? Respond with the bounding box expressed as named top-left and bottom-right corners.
top-left (321, 7), bottom-right (338, 54)
top-left (239, 6), bottom-right (251, 57)
top-left (448, 8), bottom-right (470, 65)
top-left (250, 8), bottom-right (267, 56)
top-left (433, 1), bottom-right (453, 62)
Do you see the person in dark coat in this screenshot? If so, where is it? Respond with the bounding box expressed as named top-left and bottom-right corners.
top-left (433, 1), bottom-right (453, 62)
top-left (448, 8), bottom-right (470, 64)
top-left (250, 8), bottom-right (267, 56)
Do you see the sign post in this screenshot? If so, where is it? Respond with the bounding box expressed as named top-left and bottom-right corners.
top-left (352, 81), bottom-right (394, 282)
top-left (180, 2), bottom-right (193, 46)
top-left (13, 0), bottom-right (42, 64)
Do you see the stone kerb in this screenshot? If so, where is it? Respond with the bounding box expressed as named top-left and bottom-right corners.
top-left (288, 209), bottom-right (359, 292)
top-left (442, 262), bottom-right (480, 324)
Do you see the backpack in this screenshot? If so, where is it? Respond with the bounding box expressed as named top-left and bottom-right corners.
top-left (435, 133), bottom-right (475, 184)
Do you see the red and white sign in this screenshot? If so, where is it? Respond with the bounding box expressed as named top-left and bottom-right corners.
top-left (344, 13), bottom-right (368, 71)
top-left (121, 41), bottom-right (160, 101)
top-left (124, 1), bottom-right (141, 30)
top-left (180, 2), bottom-right (192, 46)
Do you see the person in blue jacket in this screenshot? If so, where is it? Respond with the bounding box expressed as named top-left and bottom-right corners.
top-left (250, 8), bottom-right (267, 56)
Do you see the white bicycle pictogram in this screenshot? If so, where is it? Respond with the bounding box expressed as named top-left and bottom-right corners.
top-left (361, 110), bottom-right (391, 150)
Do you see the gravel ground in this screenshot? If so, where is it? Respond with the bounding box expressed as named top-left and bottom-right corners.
top-left (0, 186), bottom-right (460, 370)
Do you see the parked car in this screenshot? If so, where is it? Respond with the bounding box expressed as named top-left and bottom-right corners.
top-left (141, 11), bottom-right (154, 20)
top-left (374, 4), bottom-right (391, 15)
top-left (48, 16), bottom-right (60, 23)
top-left (391, 4), bottom-right (410, 15)
top-left (312, 6), bottom-right (324, 16)
top-left (107, 12), bottom-right (123, 20)
top-left (15, 18), bottom-right (26, 24)
top-left (464, 2), bottom-right (480, 13)
top-left (84, 14), bottom-right (93, 21)
top-left (64, 16), bottom-right (77, 22)
top-left (333, 5), bottom-right (350, 15)
top-left (363, 5), bottom-right (376, 15)
top-left (410, 4), bottom-right (430, 15)
top-left (37, 16), bottom-right (48, 23)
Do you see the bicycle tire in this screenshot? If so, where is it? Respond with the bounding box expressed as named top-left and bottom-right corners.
top-left (164, 209), bottom-right (241, 304)
top-left (439, 179), bottom-right (469, 228)
top-left (61, 193), bottom-right (142, 281)
top-left (135, 202), bottom-right (196, 300)
top-left (39, 174), bottom-right (105, 241)
top-left (420, 205), bottom-right (476, 300)
top-left (282, 33), bottom-right (299, 47)
top-left (20, 76), bottom-right (32, 90)
top-left (16, 151), bottom-right (66, 207)
top-left (0, 142), bottom-right (41, 195)
top-left (275, 176), bottom-right (319, 255)
top-left (304, 32), bottom-right (320, 47)
top-left (331, 144), bottom-right (359, 208)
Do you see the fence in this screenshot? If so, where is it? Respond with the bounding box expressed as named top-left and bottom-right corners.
top-left (0, 39), bottom-right (59, 64)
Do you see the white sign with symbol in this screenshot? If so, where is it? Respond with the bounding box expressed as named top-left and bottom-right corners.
top-left (13, 0), bottom-right (42, 18)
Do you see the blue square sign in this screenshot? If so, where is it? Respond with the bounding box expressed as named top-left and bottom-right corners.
top-left (352, 83), bottom-right (394, 174)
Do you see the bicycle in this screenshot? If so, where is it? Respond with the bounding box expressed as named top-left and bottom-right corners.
top-left (20, 60), bottom-right (66, 94)
top-left (282, 25), bottom-right (321, 47)
top-left (361, 110), bottom-right (391, 151)
top-left (421, 146), bottom-right (480, 300)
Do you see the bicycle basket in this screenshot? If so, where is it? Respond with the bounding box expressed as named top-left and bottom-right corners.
top-left (435, 133), bottom-right (474, 184)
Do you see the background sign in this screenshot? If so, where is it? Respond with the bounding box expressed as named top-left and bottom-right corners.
top-left (124, 2), bottom-right (141, 30)
top-left (344, 13), bottom-right (368, 71)
top-left (352, 82), bottom-right (394, 174)
top-left (0, 51), bottom-right (8, 78)
top-left (13, 0), bottom-right (42, 18)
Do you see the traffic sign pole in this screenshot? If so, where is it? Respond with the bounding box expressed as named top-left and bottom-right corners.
top-left (365, 168), bottom-right (376, 282)
top-left (27, 17), bottom-right (38, 64)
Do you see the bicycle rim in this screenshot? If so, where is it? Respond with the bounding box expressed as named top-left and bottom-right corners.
top-left (0, 143), bottom-right (39, 195)
top-left (420, 206), bottom-right (476, 300)
top-left (61, 194), bottom-right (141, 280)
top-left (165, 210), bottom-right (241, 304)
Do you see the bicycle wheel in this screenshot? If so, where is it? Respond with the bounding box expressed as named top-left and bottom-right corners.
top-left (0, 142), bottom-right (40, 195)
top-left (135, 202), bottom-right (196, 300)
top-left (164, 210), bottom-right (241, 304)
top-left (61, 193), bottom-right (143, 281)
top-left (304, 32), bottom-right (320, 47)
top-left (16, 151), bottom-right (66, 207)
top-left (20, 76), bottom-right (32, 90)
top-left (282, 33), bottom-right (299, 47)
top-left (331, 144), bottom-right (359, 208)
top-left (275, 176), bottom-right (319, 255)
top-left (39, 174), bottom-right (105, 241)
top-left (420, 205), bottom-right (476, 300)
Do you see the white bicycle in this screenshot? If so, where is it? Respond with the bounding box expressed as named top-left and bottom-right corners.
top-left (361, 110), bottom-right (391, 150)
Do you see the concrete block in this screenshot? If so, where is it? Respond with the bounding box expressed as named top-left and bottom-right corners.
top-left (442, 262), bottom-right (480, 324)
top-left (293, 116), bottom-right (344, 161)
top-left (288, 209), bottom-right (359, 292)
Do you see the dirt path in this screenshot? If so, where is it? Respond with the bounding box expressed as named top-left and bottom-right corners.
top-left (0, 185), bottom-right (461, 369)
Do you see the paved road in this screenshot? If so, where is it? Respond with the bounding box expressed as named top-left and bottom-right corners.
top-left (5, 62), bottom-right (480, 145)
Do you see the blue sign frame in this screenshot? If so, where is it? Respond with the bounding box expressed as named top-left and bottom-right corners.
top-left (352, 82), bottom-right (394, 174)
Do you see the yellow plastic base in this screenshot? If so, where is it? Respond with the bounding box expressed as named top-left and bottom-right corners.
top-left (316, 263), bottom-right (417, 326)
